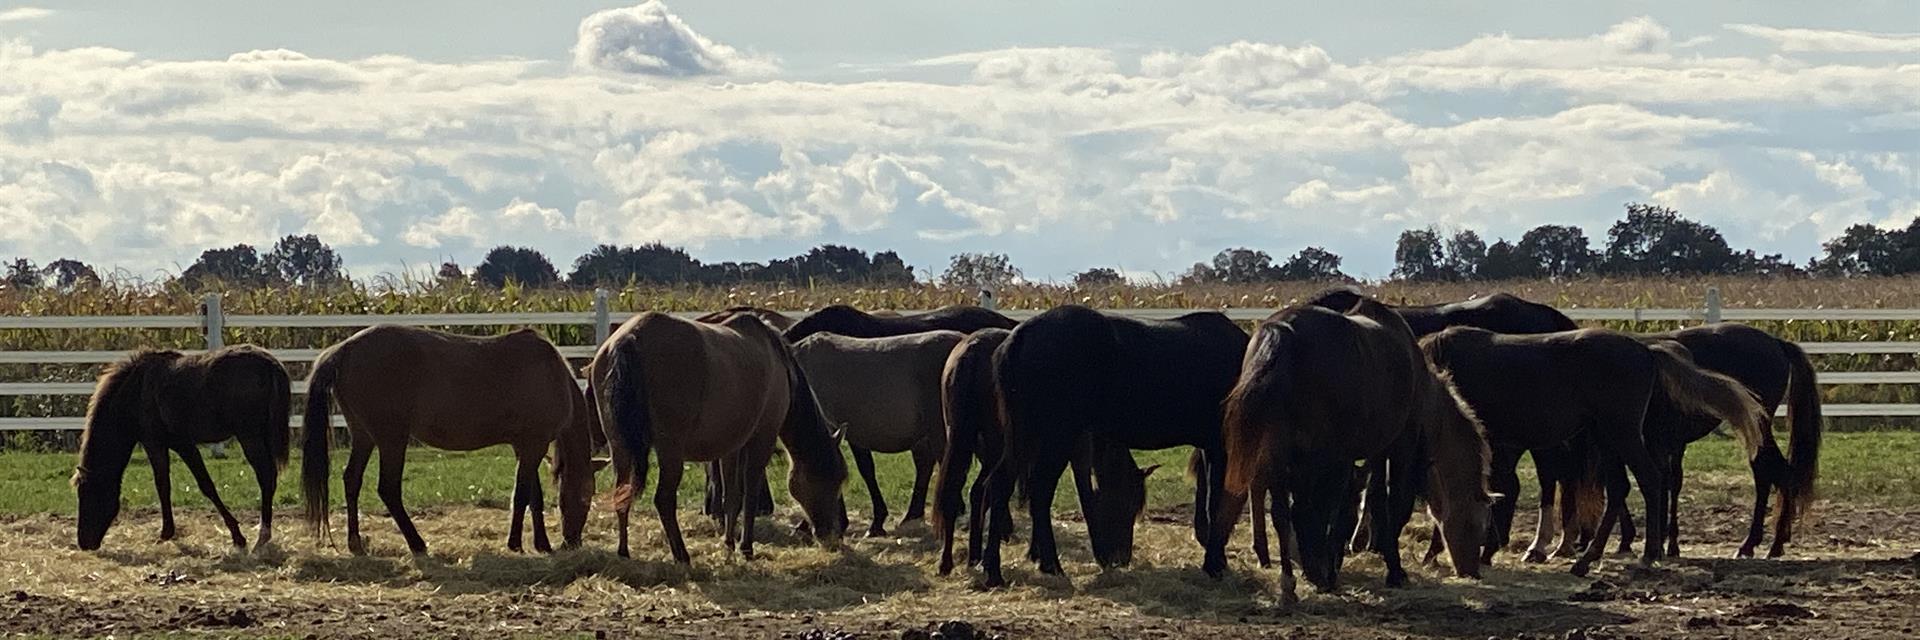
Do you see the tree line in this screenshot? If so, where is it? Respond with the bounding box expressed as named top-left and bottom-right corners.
top-left (4, 203), bottom-right (1920, 292)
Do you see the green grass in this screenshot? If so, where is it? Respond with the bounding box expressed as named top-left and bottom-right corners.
top-left (4, 432), bottom-right (1911, 518)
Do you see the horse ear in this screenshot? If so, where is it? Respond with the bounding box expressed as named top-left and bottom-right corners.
top-left (1139, 464), bottom-right (1161, 479)
top-left (591, 457), bottom-right (613, 472)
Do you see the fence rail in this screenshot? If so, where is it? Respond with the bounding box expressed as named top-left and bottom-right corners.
top-left (5, 287), bottom-right (1919, 430)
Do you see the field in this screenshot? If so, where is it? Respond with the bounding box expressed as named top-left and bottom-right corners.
top-left (2, 433), bottom-right (1918, 639)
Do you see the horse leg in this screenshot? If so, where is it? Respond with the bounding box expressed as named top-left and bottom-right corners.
top-left (655, 452), bottom-right (691, 564)
top-left (1570, 487), bottom-right (1623, 578)
top-left (850, 445), bottom-right (888, 537)
top-left (902, 441), bottom-right (939, 525)
top-left (1525, 448), bottom-right (1563, 563)
top-left (144, 440), bottom-right (176, 541)
top-left (1252, 486), bottom-right (1271, 568)
top-left (980, 438), bottom-right (1030, 589)
top-left (342, 438), bottom-right (374, 555)
top-left (509, 444), bottom-right (549, 553)
top-left (1664, 447), bottom-right (1683, 558)
top-left (1615, 443), bottom-right (1666, 568)
top-left (740, 447), bottom-right (774, 561)
top-left (1352, 461), bottom-right (1384, 554)
top-left (1739, 455), bottom-right (1775, 559)
top-left (1482, 447), bottom-right (1523, 566)
top-left (373, 440), bottom-right (427, 555)
top-left (1375, 447), bottom-right (1419, 588)
top-left (171, 443), bottom-right (248, 549)
top-left (702, 462), bottom-right (722, 519)
top-left (1270, 480), bottom-right (1299, 605)
top-left (1025, 449), bottom-right (1072, 576)
top-left (611, 440), bottom-right (643, 559)
top-left (1422, 509), bottom-right (1445, 564)
top-left (719, 453), bottom-right (745, 555)
top-left (963, 455), bottom-right (993, 570)
top-left (238, 435), bottom-right (278, 552)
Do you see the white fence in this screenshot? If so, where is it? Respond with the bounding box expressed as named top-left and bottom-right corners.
top-left (4, 287), bottom-right (1919, 431)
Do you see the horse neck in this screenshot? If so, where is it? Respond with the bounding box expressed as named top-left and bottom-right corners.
top-left (779, 372), bottom-right (845, 479)
top-left (1424, 382), bottom-right (1491, 501)
top-left (75, 400), bottom-right (141, 488)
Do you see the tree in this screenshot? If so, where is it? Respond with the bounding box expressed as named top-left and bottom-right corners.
top-left (1601, 203), bottom-right (1735, 276)
top-left (1516, 224), bottom-right (1596, 278)
top-left (264, 234), bottom-right (345, 286)
top-left (1183, 248), bottom-right (1279, 284)
top-left (1445, 230), bottom-right (1488, 281)
top-left (41, 259), bottom-right (100, 290)
top-left (436, 261), bottom-right (464, 285)
top-left (471, 246), bottom-right (559, 288)
top-left (1813, 224), bottom-right (1898, 276)
top-left (1276, 246), bottom-right (1348, 281)
top-left (1731, 250), bottom-right (1800, 277)
top-left (1477, 240), bottom-right (1533, 280)
top-left (869, 251), bottom-right (915, 284)
top-left (180, 244), bottom-right (274, 289)
top-left (4, 258), bottom-right (41, 290)
top-left (1073, 267), bottom-right (1125, 287)
top-left (567, 243), bottom-right (701, 286)
top-left (939, 253), bottom-right (1022, 288)
top-left (1392, 228), bottom-right (1449, 281)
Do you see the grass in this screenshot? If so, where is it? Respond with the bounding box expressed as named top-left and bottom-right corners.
top-left (5, 432), bottom-right (1913, 519)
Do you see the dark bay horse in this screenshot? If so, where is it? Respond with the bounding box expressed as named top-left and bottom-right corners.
top-left (74, 347), bottom-right (290, 551)
top-left (696, 306), bottom-right (797, 333)
top-left (693, 306), bottom-right (796, 518)
top-left (980, 305), bottom-right (1247, 588)
top-left (301, 325), bottom-right (596, 556)
top-left (588, 312), bottom-right (848, 563)
top-left (795, 330), bottom-right (966, 536)
top-left (1217, 299), bottom-right (1493, 601)
top-left (1614, 323), bottom-right (1821, 559)
top-left (782, 304), bottom-right (1016, 342)
top-left (1422, 327), bottom-right (1772, 576)
top-left (931, 327), bottom-right (1156, 576)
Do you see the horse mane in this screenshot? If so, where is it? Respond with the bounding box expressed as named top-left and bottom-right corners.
top-left (74, 350), bottom-right (178, 486)
top-left (1424, 367), bottom-right (1493, 497)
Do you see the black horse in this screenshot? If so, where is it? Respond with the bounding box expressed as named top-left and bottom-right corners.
top-left (1603, 323), bottom-right (1821, 559)
top-left (979, 305), bottom-right (1247, 588)
top-left (1422, 326), bottom-right (1772, 575)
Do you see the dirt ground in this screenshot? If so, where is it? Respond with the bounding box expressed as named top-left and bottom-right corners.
top-left (3, 500), bottom-right (1916, 639)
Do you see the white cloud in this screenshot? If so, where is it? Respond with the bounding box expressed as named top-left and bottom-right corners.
top-left (572, 1), bottom-right (776, 76)
top-left (1728, 24), bottom-right (1920, 53)
top-left (0, 11), bottom-right (1913, 277)
top-left (0, 7), bottom-right (52, 24)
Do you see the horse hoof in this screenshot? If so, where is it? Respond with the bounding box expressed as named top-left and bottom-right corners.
top-left (1039, 561), bottom-right (1064, 576)
top-left (348, 537), bottom-right (368, 556)
top-left (1257, 558), bottom-right (1272, 569)
top-left (1385, 570), bottom-right (1407, 588)
top-left (865, 526), bottom-right (888, 538)
top-left (1766, 547), bottom-right (1786, 559)
top-left (1523, 550), bottom-right (1548, 564)
top-left (617, 548), bottom-right (631, 559)
top-left (1570, 563), bottom-right (1591, 578)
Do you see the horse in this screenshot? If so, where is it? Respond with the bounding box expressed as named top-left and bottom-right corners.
top-left (587, 312), bottom-right (848, 563)
top-left (931, 328), bottom-right (1157, 576)
top-left (73, 347), bottom-right (290, 552)
top-left (793, 329), bottom-right (966, 536)
top-left (782, 304), bottom-right (1016, 342)
top-left (1598, 323), bottom-right (1820, 559)
top-left (1302, 287), bottom-right (1590, 566)
top-left (979, 305), bottom-right (1247, 588)
top-left (300, 325), bottom-right (595, 556)
top-left (1421, 326), bottom-right (1772, 576)
top-left (692, 306), bottom-right (797, 518)
top-left (1216, 298), bottom-right (1493, 602)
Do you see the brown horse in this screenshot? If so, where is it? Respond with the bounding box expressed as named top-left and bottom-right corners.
top-left (1216, 299), bottom-right (1491, 601)
top-left (794, 330), bottom-right (966, 536)
top-left (783, 304), bottom-right (1016, 342)
top-left (931, 328), bottom-right (1156, 576)
top-left (693, 305), bottom-right (797, 517)
top-left (695, 306), bottom-right (797, 333)
top-left (300, 325), bottom-right (595, 555)
top-left (1421, 327), bottom-right (1771, 576)
top-left (74, 347), bottom-right (290, 551)
top-left (587, 312), bottom-right (848, 563)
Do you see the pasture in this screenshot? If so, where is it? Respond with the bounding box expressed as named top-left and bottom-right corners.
top-left (2, 433), bottom-right (1917, 638)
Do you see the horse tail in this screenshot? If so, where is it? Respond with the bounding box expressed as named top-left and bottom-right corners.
top-left (269, 362), bottom-right (292, 471)
top-left (1648, 342), bottom-right (1769, 462)
top-left (932, 339), bottom-right (987, 537)
top-left (1222, 322), bottom-right (1294, 495)
top-left (301, 346), bottom-right (343, 541)
top-left (602, 337), bottom-right (653, 512)
top-left (1778, 338), bottom-right (1822, 519)
top-left (1566, 438), bottom-right (1606, 535)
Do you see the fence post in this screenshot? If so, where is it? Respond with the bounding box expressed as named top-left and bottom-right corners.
top-left (593, 288), bottom-right (611, 346)
top-left (1704, 286), bottom-right (1722, 325)
top-left (200, 293), bottom-right (228, 457)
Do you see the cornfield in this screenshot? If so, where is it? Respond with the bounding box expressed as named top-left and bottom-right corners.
top-left (4, 275), bottom-right (1918, 445)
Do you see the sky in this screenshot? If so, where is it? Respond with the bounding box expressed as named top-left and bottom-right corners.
top-left (1, 2), bottom-right (1916, 282)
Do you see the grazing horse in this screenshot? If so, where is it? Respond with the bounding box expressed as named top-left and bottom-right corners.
top-left (782, 304), bottom-right (1016, 342)
top-left (301, 326), bottom-right (595, 556)
top-left (931, 328), bottom-right (1157, 576)
top-left (794, 330), bottom-right (967, 536)
top-left (588, 312), bottom-right (848, 563)
top-left (695, 306), bottom-right (797, 333)
top-left (980, 305), bottom-right (1247, 588)
top-left (73, 347), bottom-right (290, 551)
top-left (1216, 299), bottom-right (1491, 601)
top-left (1302, 287), bottom-right (1589, 566)
top-left (1605, 323), bottom-right (1820, 559)
top-left (1422, 327), bottom-right (1772, 576)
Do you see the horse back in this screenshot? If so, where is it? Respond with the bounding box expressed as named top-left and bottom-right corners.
top-left (328, 325), bottom-right (576, 445)
top-left (620, 313), bottom-right (790, 459)
top-left (796, 330), bottom-right (965, 451)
